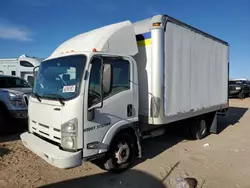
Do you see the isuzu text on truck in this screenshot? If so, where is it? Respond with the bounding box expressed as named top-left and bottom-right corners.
top-left (21, 14), bottom-right (229, 172)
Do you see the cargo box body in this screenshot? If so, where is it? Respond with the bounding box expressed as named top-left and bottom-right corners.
top-left (133, 15), bottom-right (229, 126)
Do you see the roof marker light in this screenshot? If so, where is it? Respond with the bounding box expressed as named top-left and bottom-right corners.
top-left (153, 22), bottom-right (161, 27)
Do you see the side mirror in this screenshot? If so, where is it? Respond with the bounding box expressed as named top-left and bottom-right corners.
top-left (33, 66), bottom-right (39, 78)
top-left (102, 64), bottom-right (112, 94)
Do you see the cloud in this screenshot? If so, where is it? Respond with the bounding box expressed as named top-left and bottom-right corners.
top-left (0, 19), bottom-right (32, 42)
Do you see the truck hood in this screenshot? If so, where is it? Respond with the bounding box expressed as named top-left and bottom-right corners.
top-left (229, 84), bottom-right (241, 87)
top-left (1, 87), bottom-right (32, 96)
top-left (28, 96), bottom-right (84, 146)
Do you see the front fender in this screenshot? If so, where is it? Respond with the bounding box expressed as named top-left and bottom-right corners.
top-left (98, 117), bottom-right (138, 153)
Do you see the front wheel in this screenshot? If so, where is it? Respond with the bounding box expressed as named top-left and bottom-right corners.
top-left (103, 132), bottom-right (136, 173)
top-left (0, 105), bottom-right (12, 135)
top-left (238, 91), bottom-right (245, 99)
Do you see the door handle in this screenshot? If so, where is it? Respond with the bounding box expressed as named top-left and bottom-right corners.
top-left (127, 104), bottom-right (133, 117)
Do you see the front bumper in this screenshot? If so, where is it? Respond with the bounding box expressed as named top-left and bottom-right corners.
top-left (10, 110), bottom-right (28, 119)
top-left (20, 132), bottom-right (82, 169)
top-left (229, 90), bottom-right (241, 96)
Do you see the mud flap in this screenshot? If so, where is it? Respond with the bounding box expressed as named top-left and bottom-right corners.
top-left (136, 134), bottom-right (142, 158)
top-left (133, 123), bottom-right (142, 158)
top-left (209, 113), bottom-right (218, 134)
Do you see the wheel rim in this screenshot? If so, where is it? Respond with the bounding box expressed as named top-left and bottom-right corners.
top-left (200, 120), bottom-right (207, 135)
top-left (114, 141), bottom-right (130, 164)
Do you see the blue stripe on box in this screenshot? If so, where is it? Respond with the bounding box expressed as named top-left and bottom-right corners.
top-left (136, 32), bottom-right (151, 41)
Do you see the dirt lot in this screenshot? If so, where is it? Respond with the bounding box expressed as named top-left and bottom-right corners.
top-left (1, 99), bottom-right (250, 188)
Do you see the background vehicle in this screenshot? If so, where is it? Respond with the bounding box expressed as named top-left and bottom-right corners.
top-left (0, 75), bottom-right (31, 134)
top-left (0, 55), bottom-right (42, 86)
top-left (229, 79), bottom-right (250, 99)
top-left (21, 14), bottom-right (229, 172)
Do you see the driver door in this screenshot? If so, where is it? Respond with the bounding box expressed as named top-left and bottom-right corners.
top-left (83, 56), bottom-right (135, 157)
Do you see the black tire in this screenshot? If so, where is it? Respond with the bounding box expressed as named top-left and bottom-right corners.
top-left (103, 132), bottom-right (136, 173)
top-left (190, 117), bottom-right (208, 140)
top-left (243, 92), bottom-right (248, 98)
top-left (238, 91), bottom-right (244, 99)
top-left (0, 103), bottom-right (12, 135)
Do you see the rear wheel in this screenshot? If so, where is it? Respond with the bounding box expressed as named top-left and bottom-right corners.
top-left (190, 117), bottom-right (208, 140)
top-left (103, 132), bottom-right (136, 173)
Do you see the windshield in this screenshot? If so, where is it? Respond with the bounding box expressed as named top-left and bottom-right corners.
top-left (0, 77), bottom-right (31, 88)
top-left (33, 55), bottom-right (86, 100)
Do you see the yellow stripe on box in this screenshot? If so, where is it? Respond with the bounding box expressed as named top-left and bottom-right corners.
top-left (137, 39), bottom-right (152, 46)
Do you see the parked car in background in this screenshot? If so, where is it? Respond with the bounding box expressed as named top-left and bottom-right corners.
top-left (0, 75), bottom-right (31, 134)
top-left (229, 79), bottom-right (250, 99)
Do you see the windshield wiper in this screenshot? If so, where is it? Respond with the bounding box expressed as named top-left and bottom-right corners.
top-left (32, 92), bottom-right (41, 102)
top-left (44, 93), bottom-right (65, 106)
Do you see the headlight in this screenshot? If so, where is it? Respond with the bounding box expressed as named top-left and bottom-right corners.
top-left (8, 92), bottom-right (25, 107)
top-left (9, 92), bottom-right (17, 98)
top-left (61, 118), bottom-right (78, 150)
top-left (61, 137), bottom-right (74, 149)
top-left (235, 87), bottom-right (241, 90)
top-left (62, 120), bottom-right (76, 132)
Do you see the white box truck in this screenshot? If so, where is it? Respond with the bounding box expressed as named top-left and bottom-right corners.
top-left (21, 14), bottom-right (229, 172)
top-left (0, 55), bottom-right (42, 86)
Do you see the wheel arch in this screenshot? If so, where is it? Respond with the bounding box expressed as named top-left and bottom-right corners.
top-left (99, 118), bottom-right (141, 158)
top-left (0, 100), bottom-right (9, 114)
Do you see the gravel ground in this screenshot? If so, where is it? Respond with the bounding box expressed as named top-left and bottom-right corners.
top-left (1, 99), bottom-right (250, 188)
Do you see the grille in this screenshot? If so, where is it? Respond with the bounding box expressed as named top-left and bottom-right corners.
top-left (229, 86), bottom-right (236, 90)
top-left (23, 94), bottom-right (29, 107)
top-left (31, 120), bottom-right (61, 143)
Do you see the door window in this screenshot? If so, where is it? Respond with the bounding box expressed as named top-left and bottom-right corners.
top-left (103, 58), bottom-right (130, 97)
top-left (88, 57), bottom-right (130, 107)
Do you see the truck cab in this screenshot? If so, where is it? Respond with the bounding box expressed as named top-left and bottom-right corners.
top-left (21, 21), bottom-right (140, 171)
